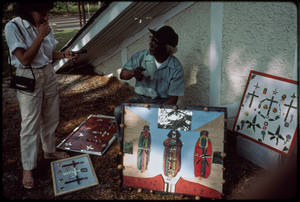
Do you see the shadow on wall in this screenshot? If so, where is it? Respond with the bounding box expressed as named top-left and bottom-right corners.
top-left (179, 64), bottom-right (209, 107)
top-left (220, 45), bottom-right (296, 106)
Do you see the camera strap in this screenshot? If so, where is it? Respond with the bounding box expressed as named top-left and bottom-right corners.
top-left (10, 22), bottom-right (35, 80)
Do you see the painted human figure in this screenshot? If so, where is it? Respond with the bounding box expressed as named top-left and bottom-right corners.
top-left (284, 134), bottom-right (291, 145)
top-left (240, 120), bottom-right (245, 130)
top-left (163, 130), bottom-right (183, 180)
top-left (261, 130), bottom-right (266, 140)
top-left (289, 114), bottom-right (295, 123)
top-left (262, 121), bottom-right (268, 130)
top-left (137, 125), bottom-right (151, 172)
top-left (194, 130), bottom-right (212, 180)
top-left (199, 131), bottom-right (209, 152)
top-left (263, 88), bottom-right (267, 94)
top-left (281, 94), bottom-right (286, 102)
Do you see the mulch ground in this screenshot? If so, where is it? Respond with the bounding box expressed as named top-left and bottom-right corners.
top-left (2, 67), bottom-right (274, 200)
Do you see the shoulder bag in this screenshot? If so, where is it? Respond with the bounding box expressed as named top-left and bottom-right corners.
top-left (8, 22), bottom-right (35, 93)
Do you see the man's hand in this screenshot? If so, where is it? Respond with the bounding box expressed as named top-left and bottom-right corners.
top-left (134, 67), bottom-right (146, 81)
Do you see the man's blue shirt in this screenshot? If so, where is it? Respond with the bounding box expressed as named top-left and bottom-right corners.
top-left (122, 49), bottom-right (185, 98)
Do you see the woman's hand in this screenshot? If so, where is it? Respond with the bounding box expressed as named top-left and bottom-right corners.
top-left (52, 50), bottom-right (79, 62)
top-left (64, 50), bottom-right (78, 63)
top-left (13, 21), bottom-right (51, 66)
top-left (35, 21), bottom-right (51, 39)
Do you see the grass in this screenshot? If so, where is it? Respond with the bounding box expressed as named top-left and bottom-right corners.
top-left (54, 29), bottom-right (79, 51)
top-left (2, 29), bottom-right (79, 80)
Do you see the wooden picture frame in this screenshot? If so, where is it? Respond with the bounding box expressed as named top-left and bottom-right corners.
top-left (118, 104), bottom-right (227, 199)
top-left (57, 114), bottom-right (117, 156)
top-left (51, 154), bottom-right (99, 196)
top-left (232, 70), bottom-right (298, 156)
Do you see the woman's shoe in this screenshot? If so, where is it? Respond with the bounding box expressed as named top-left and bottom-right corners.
top-left (22, 170), bottom-right (34, 189)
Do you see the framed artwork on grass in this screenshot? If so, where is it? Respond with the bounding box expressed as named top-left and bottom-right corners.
top-left (57, 114), bottom-right (117, 156)
top-left (233, 70), bottom-right (298, 156)
top-left (50, 154), bottom-right (98, 196)
top-left (118, 104), bottom-right (227, 199)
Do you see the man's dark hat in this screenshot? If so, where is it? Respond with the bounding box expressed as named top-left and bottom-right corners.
top-left (148, 26), bottom-right (178, 47)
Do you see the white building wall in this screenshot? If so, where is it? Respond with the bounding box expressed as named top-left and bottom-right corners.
top-left (165, 2), bottom-right (211, 107)
top-left (221, 2), bottom-right (297, 105)
top-left (94, 2), bottom-right (297, 130)
top-left (94, 51), bottom-right (122, 76)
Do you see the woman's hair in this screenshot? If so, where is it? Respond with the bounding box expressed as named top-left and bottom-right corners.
top-left (16, 2), bottom-right (54, 22)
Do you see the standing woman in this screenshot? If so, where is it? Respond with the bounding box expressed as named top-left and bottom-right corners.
top-left (5, 2), bottom-right (78, 189)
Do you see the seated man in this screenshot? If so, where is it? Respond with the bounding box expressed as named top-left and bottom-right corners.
top-left (114, 26), bottom-right (185, 144)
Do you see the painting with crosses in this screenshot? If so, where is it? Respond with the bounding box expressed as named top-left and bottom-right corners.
top-left (57, 115), bottom-right (117, 156)
top-left (118, 104), bottom-right (227, 199)
top-left (51, 154), bottom-right (98, 196)
top-left (233, 70), bottom-right (298, 156)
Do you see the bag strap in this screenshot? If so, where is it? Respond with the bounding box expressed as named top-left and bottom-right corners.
top-left (8, 45), bottom-right (13, 78)
top-left (10, 21), bottom-right (35, 80)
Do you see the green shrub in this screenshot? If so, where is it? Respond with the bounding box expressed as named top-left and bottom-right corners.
top-left (49, 2), bottom-right (100, 15)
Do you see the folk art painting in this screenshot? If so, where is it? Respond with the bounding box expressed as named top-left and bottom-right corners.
top-left (57, 115), bottom-right (117, 156)
top-left (119, 104), bottom-right (227, 199)
top-left (51, 154), bottom-right (98, 196)
top-left (233, 71), bottom-right (298, 156)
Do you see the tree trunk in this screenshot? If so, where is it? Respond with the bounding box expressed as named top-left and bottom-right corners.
top-left (77, 2), bottom-right (82, 28)
top-left (81, 1), bottom-right (86, 24)
top-left (65, 2), bottom-right (69, 17)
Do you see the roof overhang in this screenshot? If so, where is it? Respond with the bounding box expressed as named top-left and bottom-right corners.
top-left (52, 1), bottom-right (181, 71)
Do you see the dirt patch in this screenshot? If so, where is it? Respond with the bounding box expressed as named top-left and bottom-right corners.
top-left (2, 70), bottom-right (272, 200)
